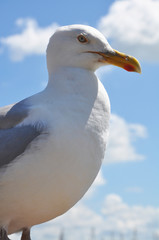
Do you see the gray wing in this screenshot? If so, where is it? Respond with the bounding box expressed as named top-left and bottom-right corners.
top-left (0, 100), bottom-right (44, 169)
top-left (0, 126), bottom-right (41, 168)
top-left (0, 99), bottom-right (29, 129)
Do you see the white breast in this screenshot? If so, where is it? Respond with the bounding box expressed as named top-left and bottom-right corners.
top-left (0, 68), bottom-right (110, 234)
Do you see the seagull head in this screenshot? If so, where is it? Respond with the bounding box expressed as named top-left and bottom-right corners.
top-left (47, 25), bottom-right (141, 74)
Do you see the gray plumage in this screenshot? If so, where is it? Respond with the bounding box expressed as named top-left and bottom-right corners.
top-left (0, 126), bottom-right (41, 169)
top-left (0, 100), bottom-right (42, 169)
top-left (0, 100), bottom-right (29, 129)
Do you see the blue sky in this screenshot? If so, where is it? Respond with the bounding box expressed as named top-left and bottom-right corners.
top-left (0, 0), bottom-right (159, 239)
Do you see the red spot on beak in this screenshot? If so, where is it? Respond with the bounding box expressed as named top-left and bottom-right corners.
top-left (124, 64), bottom-right (136, 72)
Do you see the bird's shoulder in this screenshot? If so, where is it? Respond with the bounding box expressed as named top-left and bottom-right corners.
top-left (0, 99), bottom-right (30, 129)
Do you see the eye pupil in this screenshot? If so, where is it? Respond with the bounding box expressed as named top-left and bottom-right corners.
top-left (80, 37), bottom-right (84, 41)
top-left (77, 35), bottom-right (88, 43)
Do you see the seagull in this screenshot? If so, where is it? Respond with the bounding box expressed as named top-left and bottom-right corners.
top-left (0, 25), bottom-right (141, 240)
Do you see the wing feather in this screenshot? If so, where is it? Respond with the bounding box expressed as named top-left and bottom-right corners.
top-left (0, 100), bottom-right (29, 129)
top-left (0, 100), bottom-right (44, 169)
top-left (0, 126), bottom-right (41, 168)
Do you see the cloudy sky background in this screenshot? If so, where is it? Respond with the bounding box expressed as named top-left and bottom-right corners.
top-left (0, 0), bottom-right (159, 239)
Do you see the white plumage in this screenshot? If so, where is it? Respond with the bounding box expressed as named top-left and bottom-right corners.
top-left (0, 25), bottom-right (141, 240)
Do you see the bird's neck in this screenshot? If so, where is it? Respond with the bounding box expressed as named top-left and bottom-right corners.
top-left (46, 67), bottom-right (98, 97)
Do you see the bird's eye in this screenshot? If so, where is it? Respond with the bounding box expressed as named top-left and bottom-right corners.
top-left (77, 35), bottom-right (88, 44)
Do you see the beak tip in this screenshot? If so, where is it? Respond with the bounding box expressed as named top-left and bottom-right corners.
top-left (123, 61), bottom-right (141, 74)
top-left (136, 62), bottom-right (142, 74)
top-left (136, 65), bottom-right (142, 74)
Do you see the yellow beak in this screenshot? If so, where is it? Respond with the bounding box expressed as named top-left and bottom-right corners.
top-left (88, 50), bottom-right (141, 73)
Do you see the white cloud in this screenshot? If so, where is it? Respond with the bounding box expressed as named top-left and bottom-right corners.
top-left (0, 18), bottom-right (59, 61)
top-left (102, 194), bottom-right (159, 237)
top-left (98, 0), bottom-right (159, 61)
top-left (104, 114), bottom-right (147, 164)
